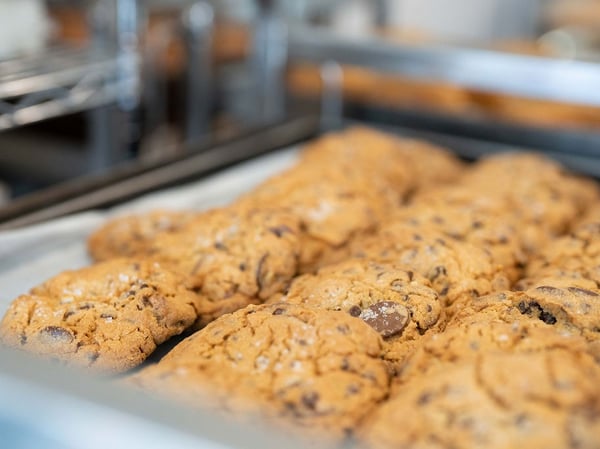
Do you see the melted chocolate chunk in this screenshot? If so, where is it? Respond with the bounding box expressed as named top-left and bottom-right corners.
top-left (518, 301), bottom-right (557, 325)
top-left (38, 326), bottom-right (74, 344)
top-left (568, 287), bottom-right (599, 297)
top-left (256, 254), bottom-right (268, 291)
top-left (269, 225), bottom-right (293, 238)
top-left (272, 308), bottom-right (285, 316)
top-left (360, 301), bottom-right (409, 338)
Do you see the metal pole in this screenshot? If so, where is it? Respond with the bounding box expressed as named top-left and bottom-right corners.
top-left (320, 60), bottom-right (344, 131)
top-left (182, 1), bottom-right (214, 144)
top-left (252, 0), bottom-right (287, 124)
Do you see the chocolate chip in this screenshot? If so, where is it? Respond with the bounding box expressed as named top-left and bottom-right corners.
top-left (78, 304), bottom-right (92, 310)
top-left (417, 392), bottom-right (432, 406)
top-left (38, 326), bottom-right (73, 344)
top-left (472, 221), bottom-right (483, 229)
top-left (256, 254), bottom-right (268, 291)
top-left (302, 392), bottom-right (319, 410)
top-left (348, 305), bottom-right (362, 317)
top-left (214, 241), bottom-right (227, 250)
top-left (535, 286), bottom-right (563, 296)
top-left (517, 301), bottom-right (528, 314)
top-left (346, 384), bottom-right (360, 396)
top-left (272, 308), bottom-right (285, 315)
top-left (439, 286), bottom-right (449, 296)
top-left (341, 358), bottom-right (350, 371)
top-left (430, 266), bottom-right (447, 281)
top-left (413, 234), bottom-right (423, 241)
top-left (568, 287), bottom-right (599, 297)
top-left (238, 263), bottom-right (247, 272)
top-left (139, 283), bottom-right (149, 289)
top-left (269, 225), bottom-right (293, 238)
top-left (360, 301), bottom-right (409, 338)
top-left (407, 271), bottom-right (414, 281)
top-left (518, 301), bottom-right (557, 325)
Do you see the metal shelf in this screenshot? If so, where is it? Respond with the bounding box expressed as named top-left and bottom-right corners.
top-left (288, 26), bottom-right (600, 107)
top-left (0, 46), bottom-right (131, 130)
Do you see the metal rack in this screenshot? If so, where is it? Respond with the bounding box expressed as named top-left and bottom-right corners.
top-left (0, 47), bottom-right (124, 130)
top-left (284, 25), bottom-right (600, 155)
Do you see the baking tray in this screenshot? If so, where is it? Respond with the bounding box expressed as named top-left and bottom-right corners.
top-left (1, 114), bottom-right (600, 448)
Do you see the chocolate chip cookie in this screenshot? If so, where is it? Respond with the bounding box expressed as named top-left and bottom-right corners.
top-left (459, 152), bottom-right (598, 249)
top-left (351, 223), bottom-right (511, 311)
top-left (399, 285), bottom-right (594, 380)
top-left (391, 200), bottom-right (526, 282)
top-left (0, 259), bottom-right (201, 373)
top-left (524, 222), bottom-right (600, 288)
top-left (299, 127), bottom-right (417, 195)
top-left (360, 348), bottom-right (600, 449)
top-left (130, 303), bottom-right (390, 442)
top-left (275, 259), bottom-right (445, 367)
top-left (235, 161), bottom-right (403, 273)
top-left (149, 206), bottom-right (302, 326)
top-left (88, 209), bottom-right (197, 262)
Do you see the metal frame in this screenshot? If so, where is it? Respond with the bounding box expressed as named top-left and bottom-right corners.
top-left (288, 25), bottom-right (600, 107)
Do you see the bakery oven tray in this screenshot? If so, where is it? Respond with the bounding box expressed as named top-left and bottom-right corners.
top-left (1, 114), bottom-right (600, 449)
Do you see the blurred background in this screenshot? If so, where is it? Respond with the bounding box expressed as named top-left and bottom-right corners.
top-left (1, 0), bottom-right (600, 208)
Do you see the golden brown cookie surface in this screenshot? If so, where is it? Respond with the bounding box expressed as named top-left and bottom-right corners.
top-left (149, 207), bottom-right (302, 326)
top-left (360, 349), bottom-right (600, 449)
top-left (235, 162), bottom-right (402, 273)
top-left (276, 259), bottom-right (445, 366)
top-left (0, 259), bottom-right (200, 373)
top-left (400, 284), bottom-right (596, 380)
top-left (88, 210), bottom-right (197, 262)
top-left (351, 223), bottom-right (510, 310)
top-left (131, 303), bottom-right (390, 441)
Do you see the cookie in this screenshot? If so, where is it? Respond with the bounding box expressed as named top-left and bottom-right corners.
top-left (148, 207), bottom-right (302, 326)
top-left (391, 201), bottom-right (526, 281)
top-left (359, 348), bottom-right (600, 449)
top-left (299, 127), bottom-right (417, 195)
top-left (399, 288), bottom-right (593, 380)
top-left (130, 303), bottom-right (390, 442)
top-left (235, 161), bottom-right (402, 273)
top-left (0, 259), bottom-right (201, 373)
top-left (275, 259), bottom-right (445, 367)
top-left (351, 223), bottom-right (511, 310)
top-left (88, 210), bottom-right (197, 262)
top-left (459, 152), bottom-right (598, 247)
top-left (524, 222), bottom-right (600, 288)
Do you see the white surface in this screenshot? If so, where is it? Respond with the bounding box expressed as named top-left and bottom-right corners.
top-left (0, 147), bottom-right (300, 314)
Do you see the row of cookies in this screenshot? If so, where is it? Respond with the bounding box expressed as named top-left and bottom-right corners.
top-left (129, 135), bottom-right (600, 446)
top-left (355, 158), bottom-right (600, 446)
top-left (2, 127), bottom-right (600, 447)
top-left (0, 127), bottom-right (463, 374)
